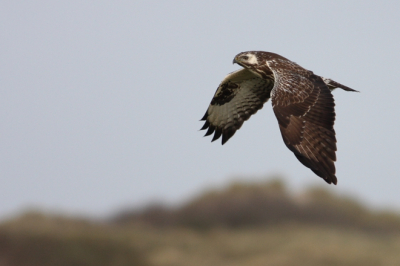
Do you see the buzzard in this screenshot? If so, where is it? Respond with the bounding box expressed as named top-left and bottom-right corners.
top-left (200, 51), bottom-right (358, 185)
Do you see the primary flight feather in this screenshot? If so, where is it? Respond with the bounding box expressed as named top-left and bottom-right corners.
top-left (200, 51), bottom-right (358, 185)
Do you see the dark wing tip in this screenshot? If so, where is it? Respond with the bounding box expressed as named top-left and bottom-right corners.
top-left (200, 120), bottom-right (210, 131)
top-left (200, 111), bottom-right (208, 121)
top-left (204, 125), bottom-right (215, 137)
top-left (293, 152), bottom-right (336, 185)
top-left (211, 128), bottom-right (222, 142)
top-left (326, 175), bottom-right (338, 185)
top-left (221, 127), bottom-right (236, 145)
top-left (320, 172), bottom-right (337, 185)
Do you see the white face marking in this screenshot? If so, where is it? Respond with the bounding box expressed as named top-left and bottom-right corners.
top-left (246, 53), bottom-right (258, 65)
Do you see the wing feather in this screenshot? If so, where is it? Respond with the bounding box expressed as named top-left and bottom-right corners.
top-left (200, 68), bottom-right (273, 144)
top-left (269, 60), bottom-right (338, 184)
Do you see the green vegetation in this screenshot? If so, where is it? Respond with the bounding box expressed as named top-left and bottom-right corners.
top-left (2, 178), bottom-right (400, 266)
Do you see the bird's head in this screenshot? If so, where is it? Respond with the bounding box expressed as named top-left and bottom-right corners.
top-left (233, 52), bottom-right (260, 68)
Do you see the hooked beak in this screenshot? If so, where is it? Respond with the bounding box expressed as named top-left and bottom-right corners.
top-left (233, 57), bottom-right (238, 64)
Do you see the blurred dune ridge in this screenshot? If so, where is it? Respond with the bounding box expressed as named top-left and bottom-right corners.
top-left (115, 179), bottom-right (400, 233)
top-left (2, 178), bottom-right (400, 266)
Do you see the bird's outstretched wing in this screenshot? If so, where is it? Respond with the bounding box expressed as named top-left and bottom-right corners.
top-left (268, 60), bottom-right (338, 184)
top-left (200, 68), bottom-right (273, 144)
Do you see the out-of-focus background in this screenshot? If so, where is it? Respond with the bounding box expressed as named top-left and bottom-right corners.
top-left (1, 1), bottom-right (400, 265)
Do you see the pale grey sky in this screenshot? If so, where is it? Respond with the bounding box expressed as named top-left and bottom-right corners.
top-left (1, 1), bottom-right (400, 220)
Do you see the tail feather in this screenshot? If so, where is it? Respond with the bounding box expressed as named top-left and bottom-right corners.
top-left (322, 77), bottom-right (359, 92)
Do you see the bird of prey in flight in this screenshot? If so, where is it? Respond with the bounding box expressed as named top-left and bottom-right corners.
top-left (200, 51), bottom-right (358, 185)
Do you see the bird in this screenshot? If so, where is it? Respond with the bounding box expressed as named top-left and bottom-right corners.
top-left (200, 51), bottom-right (358, 185)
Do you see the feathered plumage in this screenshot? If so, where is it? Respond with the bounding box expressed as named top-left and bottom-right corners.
top-left (200, 51), bottom-right (358, 185)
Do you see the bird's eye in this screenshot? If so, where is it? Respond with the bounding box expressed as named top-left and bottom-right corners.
top-left (242, 56), bottom-right (249, 60)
